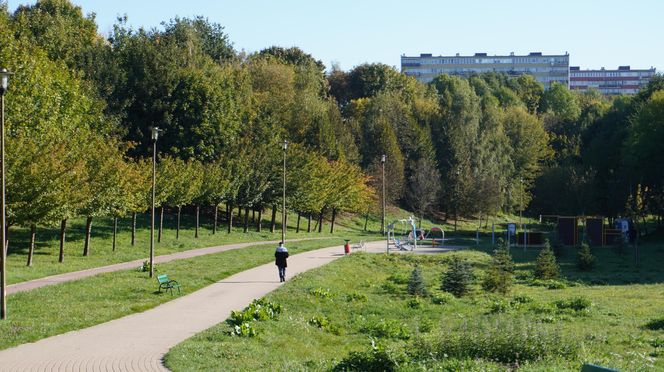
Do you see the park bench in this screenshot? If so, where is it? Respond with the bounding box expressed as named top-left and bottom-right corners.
top-left (351, 240), bottom-right (365, 251)
top-left (157, 274), bottom-right (181, 295)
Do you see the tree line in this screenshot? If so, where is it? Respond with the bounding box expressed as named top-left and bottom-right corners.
top-left (1, 0), bottom-right (663, 266)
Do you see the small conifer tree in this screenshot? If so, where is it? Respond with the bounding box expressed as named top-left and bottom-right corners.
top-left (534, 239), bottom-right (560, 280)
top-left (482, 238), bottom-right (515, 294)
top-left (577, 241), bottom-right (596, 271)
top-left (408, 266), bottom-right (428, 297)
top-left (441, 257), bottom-right (473, 297)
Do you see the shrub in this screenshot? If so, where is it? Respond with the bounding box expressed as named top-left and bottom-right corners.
top-left (488, 299), bottom-right (511, 314)
top-left (431, 292), bottom-right (455, 305)
top-left (410, 319), bottom-right (578, 364)
top-left (554, 296), bottom-right (592, 312)
top-left (645, 317), bottom-right (664, 331)
top-left (441, 257), bottom-right (474, 298)
top-left (406, 298), bottom-right (422, 309)
top-left (231, 322), bottom-right (257, 337)
top-left (346, 291), bottom-right (368, 302)
top-left (577, 241), bottom-right (596, 271)
top-left (408, 266), bottom-right (428, 297)
top-left (310, 287), bottom-right (334, 299)
top-left (333, 345), bottom-right (403, 372)
top-left (228, 299), bottom-right (282, 326)
top-left (534, 239), bottom-right (560, 280)
top-left (309, 315), bottom-right (341, 335)
top-left (139, 260), bottom-right (155, 273)
top-left (360, 319), bottom-right (410, 340)
top-left (386, 273), bottom-right (409, 285)
top-left (482, 243), bottom-right (514, 294)
top-left (511, 294), bottom-right (534, 305)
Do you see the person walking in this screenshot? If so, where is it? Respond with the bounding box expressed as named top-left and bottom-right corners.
top-left (275, 242), bottom-right (289, 282)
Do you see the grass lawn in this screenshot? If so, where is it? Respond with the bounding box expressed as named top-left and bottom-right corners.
top-left (165, 232), bottom-right (664, 371)
top-left (0, 238), bottom-right (350, 351)
top-left (5, 208), bottom-right (382, 284)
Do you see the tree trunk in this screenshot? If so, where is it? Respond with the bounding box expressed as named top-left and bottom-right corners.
top-left (227, 203), bottom-right (233, 233)
top-left (296, 213), bottom-right (301, 233)
top-left (112, 217), bottom-right (118, 252)
top-left (270, 205), bottom-right (277, 233)
top-left (131, 212), bottom-right (136, 246)
top-left (243, 207), bottom-right (249, 233)
top-left (238, 206), bottom-right (242, 223)
top-left (27, 224), bottom-right (36, 267)
top-left (83, 216), bottom-right (93, 256)
top-left (176, 206), bottom-right (181, 239)
top-left (330, 208), bottom-right (337, 234)
top-left (158, 206), bottom-right (164, 243)
top-left (642, 215), bottom-right (648, 236)
top-left (364, 213), bottom-right (369, 231)
top-left (252, 209), bottom-right (255, 224)
top-left (213, 204), bottom-right (218, 234)
top-left (195, 205), bottom-right (200, 238)
top-left (59, 218), bottom-right (67, 263)
top-left (256, 209), bottom-right (262, 232)
top-left (318, 212), bottom-right (323, 233)
top-left (307, 214), bottom-right (312, 233)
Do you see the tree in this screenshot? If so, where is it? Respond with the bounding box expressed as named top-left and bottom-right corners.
top-left (534, 239), bottom-right (560, 280)
top-left (408, 266), bottom-right (428, 297)
top-left (404, 157), bottom-right (441, 223)
top-left (482, 239), bottom-right (514, 294)
top-left (441, 257), bottom-right (474, 297)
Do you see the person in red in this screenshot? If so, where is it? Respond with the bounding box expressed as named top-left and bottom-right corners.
top-left (274, 242), bottom-right (289, 282)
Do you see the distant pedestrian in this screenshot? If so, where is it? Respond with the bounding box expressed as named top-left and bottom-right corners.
top-left (275, 242), bottom-right (289, 282)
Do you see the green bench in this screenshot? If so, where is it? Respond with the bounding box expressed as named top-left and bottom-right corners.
top-left (157, 274), bottom-right (181, 295)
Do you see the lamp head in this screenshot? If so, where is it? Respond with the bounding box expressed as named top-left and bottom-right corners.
top-left (150, 126), bottom-right (161, 141)
top-left (381, 154), bottom-right (386, 164)
top-left (283, 140), bottom-right (288, 150)
top-left (0, 68), bottom-right (12, 95)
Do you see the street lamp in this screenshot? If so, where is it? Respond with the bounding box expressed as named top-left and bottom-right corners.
top-left (0, 68), bottom-right (12, 320)
top-left (282, 140), bottom-right (288, 245)
top-left (519, 178), bottom-right (523, 228)
top-left (149, 126), bottom-right (161, 278)
top-left (381, 154), bottom-right (386, 235)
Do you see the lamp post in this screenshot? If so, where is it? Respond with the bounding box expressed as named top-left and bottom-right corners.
top-left (281, 140), bottom-right (288, 245)
top-left (149, 126), bottom-right (161, 278)
top-left (519, 178), bottom-right (523, 229)
top-left (0, 68), bottom-right (11, 320)
top-left (381, 154), bottom-right (386, 235)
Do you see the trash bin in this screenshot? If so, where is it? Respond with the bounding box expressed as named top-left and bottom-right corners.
top-left (344, 239), bottom-right (350, 255)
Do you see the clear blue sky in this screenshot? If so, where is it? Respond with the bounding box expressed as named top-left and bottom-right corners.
top-left (9, 0), bottom-right (664, 72)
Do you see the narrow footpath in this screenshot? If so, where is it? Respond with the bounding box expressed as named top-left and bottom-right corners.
top-left (0, 241), bottom-right (386, 372)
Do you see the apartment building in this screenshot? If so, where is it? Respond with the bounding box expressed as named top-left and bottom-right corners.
top-left (569, 66), bottom-right (656, 95)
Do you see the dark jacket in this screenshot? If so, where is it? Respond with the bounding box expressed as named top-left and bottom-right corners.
top-left (275, 247), bottom-right (289, 267)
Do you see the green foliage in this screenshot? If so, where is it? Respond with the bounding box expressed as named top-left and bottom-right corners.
top-left (554, 297), bottom-right (592, 312)
top-left (441, 257), bottom-right (474, 297)
top-left (577, 241), bottom-right (596, 271)
top-left (309, 287), bottom-right (334, 299)
top-left (228, 299), bottom-right (282, 326)
top-left (534, 239), bottom-right (560, 280)
top-left (345, 291), bottom-right (368, 302)
top-left (431, 292), bottom-right (455, 305)
top-left (360, 319), bottom-right (410, 340)
top-left (481, 240), bottom-right (514, 294)
top-left (407, 266), bottom-right (428, 296)
top-left (645, 317), bottom-right (664, 331)
top-left (230, 322), bottom-right (257, 337)
top-left (333, 344), bottom-right (403, 372)
top-left (411, 319), bottom-right (579, 364)
top-left (308, 315), bottom-right (341, 335)
top-left (139, 260), bottom-right (155, 273)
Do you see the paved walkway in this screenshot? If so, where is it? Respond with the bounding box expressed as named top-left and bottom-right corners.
top-left (7, 238), bottom-right (322, 294)
top-left (0, 241), bottom-right (387, 371)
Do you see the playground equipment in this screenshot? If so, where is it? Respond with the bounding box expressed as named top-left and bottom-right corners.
top-left (386, 217), bottom-right (418, 252)
top-left (423, 226), bottom-right (445, 247)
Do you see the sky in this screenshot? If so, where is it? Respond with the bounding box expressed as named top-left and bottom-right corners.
top-left (8, 0), bottom-right (664, 73)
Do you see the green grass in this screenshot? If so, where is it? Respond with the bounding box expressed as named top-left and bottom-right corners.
top-left (5, 208), bottom-right (382, 284)
top-left (0, 238), bottom-right (352, 351)
top-left (165, 234), bottom-right (664, 371)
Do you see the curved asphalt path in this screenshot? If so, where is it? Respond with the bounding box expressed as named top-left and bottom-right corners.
top-left (0, 241), bottom-right (387, 371)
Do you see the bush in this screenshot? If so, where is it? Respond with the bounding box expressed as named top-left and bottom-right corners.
top-left (577, 241), bottom-right (596, 271)
top-left (431, 292), bottom-right (455, 305)
top-left (406, 298), bottom-right (422, 309)
top-left (408, 266), bottom-right (428, 297)
top-left (482, 242), bottom-right (514, 294)
top-left (228, 299), bottom-right (282, 326)
top-left (410, 319), bottom-right (578, 364)
top-left (645, 317), bottom-right (664, 331)
top-left (310, 287), bottom-right (334, 299)
top-left (488, 299), bottom-right (511, 314)
top-left (309, 315), bottom-right (341, 335)
top-left (554, 297), bottom-right (592, 312)
top-left (360, 319), bottom-right (410, 340)
top-left (333, 345), bottom-right (403, 372)
top-left (346, 291), bottom-right (368, 302)
top-left (441, 257), bottom-right (474, 298)
top-left (230, 322), bottom-right (257, 337)
top-left (534, 239), bottom-right (560, 280)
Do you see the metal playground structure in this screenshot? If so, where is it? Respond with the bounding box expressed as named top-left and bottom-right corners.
top-left (386, 217), bottom-right (446, 252)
